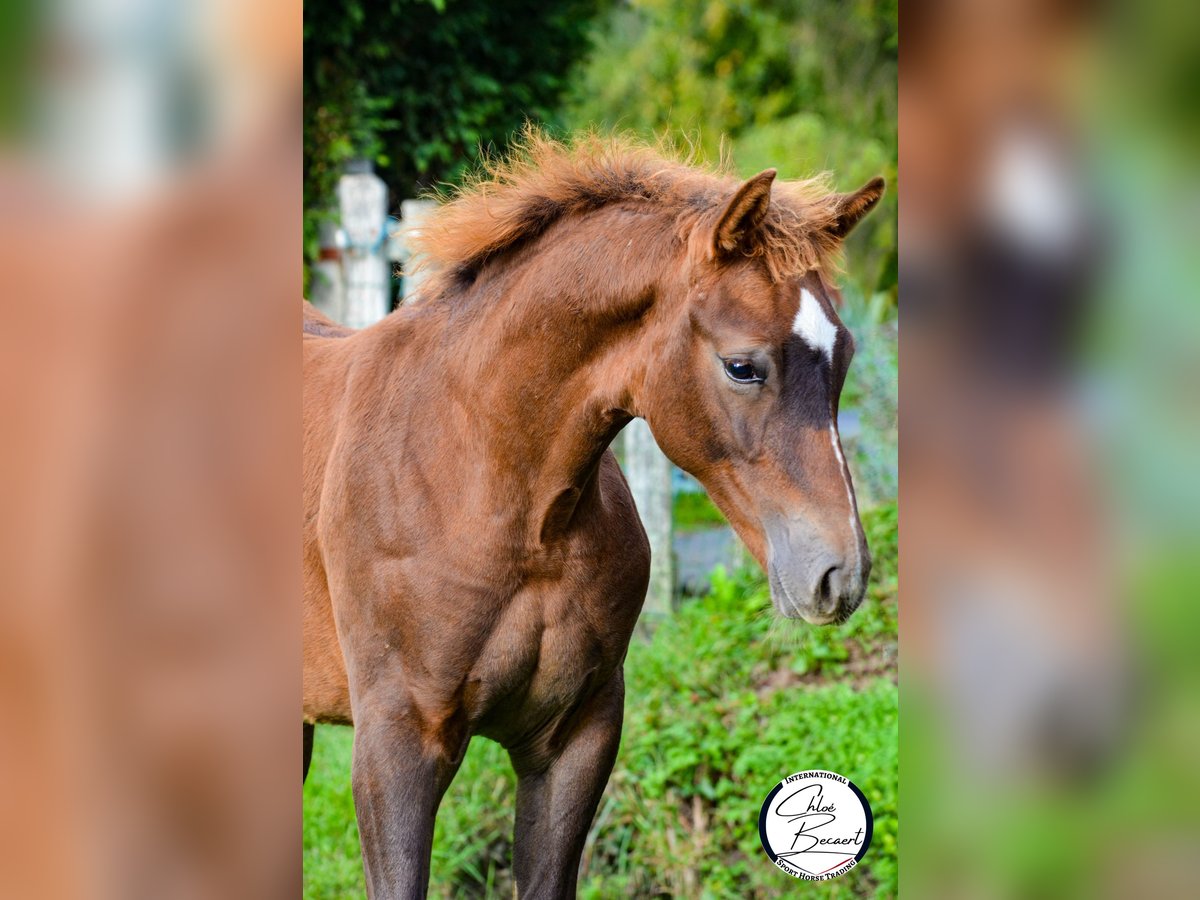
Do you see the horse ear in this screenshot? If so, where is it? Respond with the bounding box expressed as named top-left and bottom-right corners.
top-left (827, 176), bottom-right (886, 240)
top-left (711, 169), bottom-right (777, 255)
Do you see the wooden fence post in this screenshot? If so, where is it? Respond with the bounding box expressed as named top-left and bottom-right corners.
top-left (623, 418), bottom-right (674, 631)
top-left (397, 199), bottom-right (437, 303)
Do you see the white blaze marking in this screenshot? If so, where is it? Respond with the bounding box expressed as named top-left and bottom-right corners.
top-left (830, 422), bottom-right (862, 577)
top-left (793, 288), bottom-right (838, 361)
top-left (794, 286), bottom-right (863, 579)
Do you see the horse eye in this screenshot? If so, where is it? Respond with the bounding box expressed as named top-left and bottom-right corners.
top-left (723, 358), bottom-right (762, 384)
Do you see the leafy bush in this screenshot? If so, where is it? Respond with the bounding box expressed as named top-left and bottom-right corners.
top-left (304, 503), bottom-right (898, 898)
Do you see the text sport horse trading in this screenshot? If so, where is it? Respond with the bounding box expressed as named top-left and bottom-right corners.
top-left (303, 133), bottom-right (883, 898)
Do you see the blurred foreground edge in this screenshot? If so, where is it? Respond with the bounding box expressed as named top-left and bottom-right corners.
top-left (0, 1), bottom-right (301, 898)
top-left (901, 1), bottom-right (1200, 898)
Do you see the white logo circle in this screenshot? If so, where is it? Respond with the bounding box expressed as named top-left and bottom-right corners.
top-left (758, 770), bottom-right (873, 880)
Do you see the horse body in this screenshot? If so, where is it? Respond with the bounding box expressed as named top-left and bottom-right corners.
top-left (303, 298), bottom-right (647, 741)
top-left (303, 235), bottom-right (655, 894)
top-left (303, 133), bottom-right (882, 898)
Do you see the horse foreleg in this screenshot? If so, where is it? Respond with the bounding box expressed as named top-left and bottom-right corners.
top-left (351, 705), bottom-right (467, 900)
top-left (510, 671), bottom-right (624, 899)
top-left (303, 722), bottom-right (314, 783)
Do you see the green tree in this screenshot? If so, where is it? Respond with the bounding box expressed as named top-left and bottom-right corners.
top-left (304, 0), bottom-right (608, 265)
top-left (563, 0), bottom-right (897, 297)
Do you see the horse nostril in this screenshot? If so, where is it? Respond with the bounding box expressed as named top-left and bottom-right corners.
top-left (816, 566), bottom-right (839, 611)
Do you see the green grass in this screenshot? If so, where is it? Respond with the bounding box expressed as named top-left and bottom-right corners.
top-left (304, 502), bottom-right (898, 898)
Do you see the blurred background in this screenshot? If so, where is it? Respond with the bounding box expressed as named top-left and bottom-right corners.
top-left (902, 1), bottom-right (1200, 898)
top-left (303, 0), bottom-right (898, 897)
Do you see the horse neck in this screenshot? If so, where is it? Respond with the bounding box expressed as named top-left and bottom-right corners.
top-left (419, 207), bottom-right (679, 540)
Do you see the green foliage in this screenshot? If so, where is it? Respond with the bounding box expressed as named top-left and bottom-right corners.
top-left (562, 0), bottom-right (897, 299)
top-left (839, 286), bottom-right (899, 505)
top-left (304, 0), bottom-right (609, 266)
top-left (304, 503), bottom-right (898, 899)
top-left (303, 733), bottom-right (367, 898)
top-left (672, 490), bottom-right (727, 532)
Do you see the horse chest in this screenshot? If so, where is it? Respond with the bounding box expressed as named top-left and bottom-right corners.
top-left (469, 566), bottom-right (637, 744)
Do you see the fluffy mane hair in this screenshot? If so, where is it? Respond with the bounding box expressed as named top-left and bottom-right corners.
top-left (408, 128), bottom-right (848, 294)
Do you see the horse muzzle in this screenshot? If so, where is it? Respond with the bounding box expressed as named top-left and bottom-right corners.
top-left (765, 518), bottom-right (870, 625)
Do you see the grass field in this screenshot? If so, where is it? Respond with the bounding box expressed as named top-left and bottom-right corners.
top-left (303, 502), bottom-right (898, 898)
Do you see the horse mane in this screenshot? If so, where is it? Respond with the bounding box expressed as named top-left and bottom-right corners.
top-left (408, 127), bottom-right (848, 295)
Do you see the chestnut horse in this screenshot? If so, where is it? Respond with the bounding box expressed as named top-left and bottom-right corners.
top-left (303, 134), bottom-right (883, 898)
